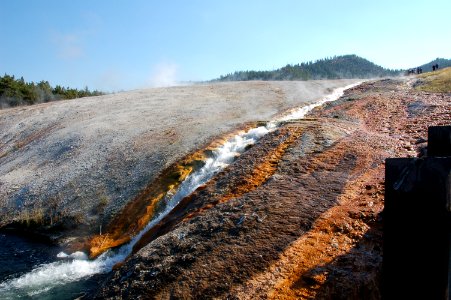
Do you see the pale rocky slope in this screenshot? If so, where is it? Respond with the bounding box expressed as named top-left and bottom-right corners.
top-left (0, 79), bottom-right (359, 242)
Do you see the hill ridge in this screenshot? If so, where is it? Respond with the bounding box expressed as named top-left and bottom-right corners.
top-left (214, 54), bottom-right (451, 81)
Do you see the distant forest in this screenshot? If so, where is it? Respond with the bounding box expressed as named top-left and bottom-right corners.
top-left (214, 55), bottom-right (451, 82)
top-left (215, 55), bottom-right (400, 81)
top-left (0, 74), bottom-right (103, 109)
top-left (417, 58), bottom-right (451, 73)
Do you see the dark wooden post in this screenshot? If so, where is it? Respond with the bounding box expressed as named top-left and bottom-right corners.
top-left (428, 126), bottom-right (451, 157)
top-left (383, 126), bottom-right (451, 300)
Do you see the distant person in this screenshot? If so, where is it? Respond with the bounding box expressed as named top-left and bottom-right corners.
top-left (433, 65), bottom-right (436, 71)
top-left (436, 63), bottom-right (439, 70)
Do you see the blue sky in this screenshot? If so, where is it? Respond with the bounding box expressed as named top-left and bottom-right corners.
top-left (1, 0), bottom-right (450, 91)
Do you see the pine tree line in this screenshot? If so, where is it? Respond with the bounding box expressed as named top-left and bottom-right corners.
top-left (0, 74), bottom-right (104, 109)
top-left (215, 55), bottom-right (402, 81)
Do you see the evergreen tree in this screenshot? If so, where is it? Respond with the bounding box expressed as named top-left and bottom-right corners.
top-left (214, 55), bottom-right (406, 82)
top-left (0, 74), bottom-right (104, 109)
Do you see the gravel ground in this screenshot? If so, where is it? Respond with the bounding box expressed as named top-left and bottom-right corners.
top-left (0, 79), bottom-right (359, 240)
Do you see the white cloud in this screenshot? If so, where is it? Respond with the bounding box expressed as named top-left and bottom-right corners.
top-left (148, 62), bottom-right (179, 87)
top-left (53, 33), bottom-right (84, 60)
top-left (95, 69), bottom-right (124, 92)
top-left (51, 11), bottom-right (102, 61)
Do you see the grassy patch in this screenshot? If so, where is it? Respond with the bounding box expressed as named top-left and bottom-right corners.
top-left (415, 67), bottom-right (451, 93)
top-left (19, 207), bottom-right (45, 226)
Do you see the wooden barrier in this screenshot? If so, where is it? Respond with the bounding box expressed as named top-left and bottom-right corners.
top-left (428, 126), bottom-right (451, 157)
top-left (383, 126), bottom-right (451, 300)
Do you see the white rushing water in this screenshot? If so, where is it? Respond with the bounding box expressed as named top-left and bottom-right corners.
top-left (0, 82), bottom-right (361, 298)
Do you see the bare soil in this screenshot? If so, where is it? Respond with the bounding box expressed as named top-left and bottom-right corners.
top-left (94, 78), bottom-right (450, 299)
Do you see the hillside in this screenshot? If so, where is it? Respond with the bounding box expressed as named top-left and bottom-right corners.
top-left (215, 55), bottom-right (401, 81)
top-left (418, 58), bottom-right (451, 73)
top-left (1, 73), bottom-right (450, 299)
top-left (0, 79), bottom-right (359, 244)
top-left (95, 77), bottom-right (450, 299)
top-left (415, 66), bottom-right (451, 93)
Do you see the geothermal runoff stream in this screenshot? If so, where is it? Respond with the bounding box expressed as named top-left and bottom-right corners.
top-left (0, 83), bottom-right (360, 299)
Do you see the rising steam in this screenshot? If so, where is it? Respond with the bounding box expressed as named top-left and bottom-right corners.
top-left (148, 62), bottom-right (180, 87)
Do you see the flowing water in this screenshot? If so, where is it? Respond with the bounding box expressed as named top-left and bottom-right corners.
top-left (0, 82), bottom-right (360, 299)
